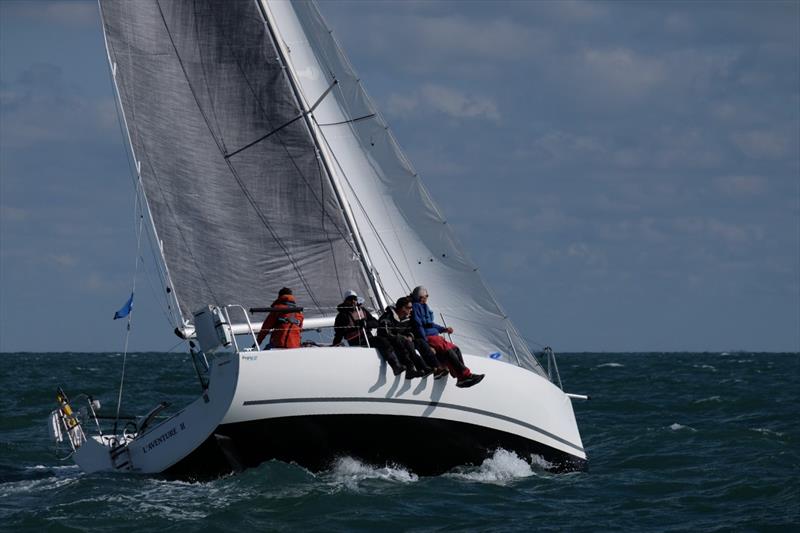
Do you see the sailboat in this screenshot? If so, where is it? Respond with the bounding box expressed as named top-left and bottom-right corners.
top-left (48, 0), bottom-right (587, 478)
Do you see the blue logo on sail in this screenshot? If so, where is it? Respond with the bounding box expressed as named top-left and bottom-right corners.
top-left (489, 352), bottom-right (502, 360)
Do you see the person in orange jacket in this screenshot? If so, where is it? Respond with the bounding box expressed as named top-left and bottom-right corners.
top-left (256, 287), bottom-right (303, 349)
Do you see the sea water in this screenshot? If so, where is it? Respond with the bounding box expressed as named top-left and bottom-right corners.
top-left (0, 352), bottom-right (797, 531)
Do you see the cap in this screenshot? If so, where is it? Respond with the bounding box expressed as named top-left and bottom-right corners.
top-left (343, 290), bottom-right (364, 305)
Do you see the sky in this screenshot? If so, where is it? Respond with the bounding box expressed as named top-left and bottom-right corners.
top-left (0, 0), bottom-right (798, 353)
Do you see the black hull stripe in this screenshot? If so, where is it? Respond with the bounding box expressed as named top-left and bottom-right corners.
top-left (242, 396), bottom-right (584, 454)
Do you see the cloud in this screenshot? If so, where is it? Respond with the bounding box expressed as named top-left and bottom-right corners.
top-left (0, 206), bottom-right (30, 222)
top-left (673, 216), bottom-right (764, 245)
top-left (516, 130), bottom-right (605, 165)
top-left (542, 0), bottom-right (608, 22)
top-left (0, 63), bottom-right (118, 149)
top-left (407, 15), bottom-right (546, 63)
top-left (713, 175), bottom-right (768, 196)
top-left (49, 253), bottom-right (78, 268)
top-left (731, 130), bottom-right (790, 159)
top-left (580, 47), bottom-right (667, 98)
top-left (82, 272), bottom-right (116, 292)
top-left (517, 125), bottom-right (726, 172)
top-left (326, 8), bottom-right (552, 77)
top-left (386, 83), bottom-right (500, 122)
top-left (664, 12), bottom-right (693, 33)
top-left (42, 2), bottom-right (97, 26)
top-left (5, 2), bottom-right (98, 27)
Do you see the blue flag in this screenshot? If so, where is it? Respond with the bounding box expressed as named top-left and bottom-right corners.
top-left (113, 293), bottom-right (134, 320)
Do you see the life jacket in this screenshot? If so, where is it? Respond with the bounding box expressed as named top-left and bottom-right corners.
top-left (344, 306), bottom-right (367, 344)
top-left (266, 294), bottom-right (303, 348)
top-left (334, 302), bottom-right (377, 346)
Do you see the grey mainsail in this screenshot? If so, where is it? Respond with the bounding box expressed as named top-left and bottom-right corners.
top-left (99, 0), bottom-right (372, 323)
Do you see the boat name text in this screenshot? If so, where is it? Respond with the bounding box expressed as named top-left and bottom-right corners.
top-left (141, 422), bottom-right (185, 454)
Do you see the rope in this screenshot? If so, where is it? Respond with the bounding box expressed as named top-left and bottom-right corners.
top-left (113, 189), bottom-right (145, 438)
top-left (102, 1), bottom-right (184, 329)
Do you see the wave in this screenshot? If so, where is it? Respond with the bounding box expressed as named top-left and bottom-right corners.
top-left (445, 449), bottom-right (545, 484)
top-left (325, 456), bottom-right (418, 489)
top-left (694, 396), bottom-right (722, 404)
top-left (596, 363), bottom-right (624, 368)
top-left (749, 428), bottom-right (785, 438)
top-left (669, 423), bottom-right (697, 432)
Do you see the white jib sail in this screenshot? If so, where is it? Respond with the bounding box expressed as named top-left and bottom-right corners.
top-left (262, 0), bottom-right (543, 374)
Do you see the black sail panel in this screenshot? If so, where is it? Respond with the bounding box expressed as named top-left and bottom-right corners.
top-left (100, 0), bottom-right (370, 321)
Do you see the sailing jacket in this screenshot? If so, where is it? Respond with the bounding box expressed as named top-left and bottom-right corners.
top-left (256, 294), bottom-right (303, 349)
top-left (377, 306), bottom-right (414, 340)
top-left (411, 302), bottom-right (446, 341)
top-left (332, 303), bottom-right (379, 347)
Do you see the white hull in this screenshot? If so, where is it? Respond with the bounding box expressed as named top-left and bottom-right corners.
top-left (73, 347), bottom-right (586, 477)
top-left (72, 353), bottom-right (239, 474)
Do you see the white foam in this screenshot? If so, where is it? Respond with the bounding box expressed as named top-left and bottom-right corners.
top-left (596, 362), bottom-right (624, 368)
top-left (750, 428), bottom-right (785, 437)
top-left (26, 464), bottom-right (81, 472)
top-left (528, 453), bottom-right (556, 471)
top-left (446, 449), bottom-right (538, 484)
top-left (694, 395), bottom-right (722, 404)
top-left (327, 456), bottom-right (418, 489)
top-left (669, 423), bottom-right (697, 432)
top-left (692, 364), bottom-right (717, 372)
top-left (0, 474), bottom-right (79, 498)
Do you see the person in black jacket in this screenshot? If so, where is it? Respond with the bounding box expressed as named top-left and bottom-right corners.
top-left (378, 296), bottom-right (435, 378)
top-left (332, 290), bottom-right (408, 377)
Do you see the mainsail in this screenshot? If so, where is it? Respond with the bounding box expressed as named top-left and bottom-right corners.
top-left (99, 0), bottom-right (372, 322)
top-left (264, 1), bottom-right (542, 372)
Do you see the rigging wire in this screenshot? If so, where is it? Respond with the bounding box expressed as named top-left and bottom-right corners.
top-left (315, 121), bottom-right (412, 299)
top-left (112, 189), bottom-right (145, 438)
top-left (102, 2), bottom-right (183, 329)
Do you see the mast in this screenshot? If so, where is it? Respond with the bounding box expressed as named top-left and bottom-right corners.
top-left (256, 0), bottom-right (388, 311)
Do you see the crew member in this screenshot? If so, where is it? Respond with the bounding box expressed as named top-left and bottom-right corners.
top-left (256, 287), bottom-right (303, 349)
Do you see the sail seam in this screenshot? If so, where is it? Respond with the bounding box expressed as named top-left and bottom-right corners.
top-left (316, 113), bottom-right (376, 127)
top-left (192, 1), bottom-right (227, 155)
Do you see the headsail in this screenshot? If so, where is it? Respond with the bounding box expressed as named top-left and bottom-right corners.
top-left (264, 1), bottom-right (543, 373)
top-left (99, 0), bottom-right (372, 323)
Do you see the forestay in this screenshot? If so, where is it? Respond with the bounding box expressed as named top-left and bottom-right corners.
top-left (99, 0), bottom-right (372, 324)
top-left (263, 0), bottom-right (543, 373)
